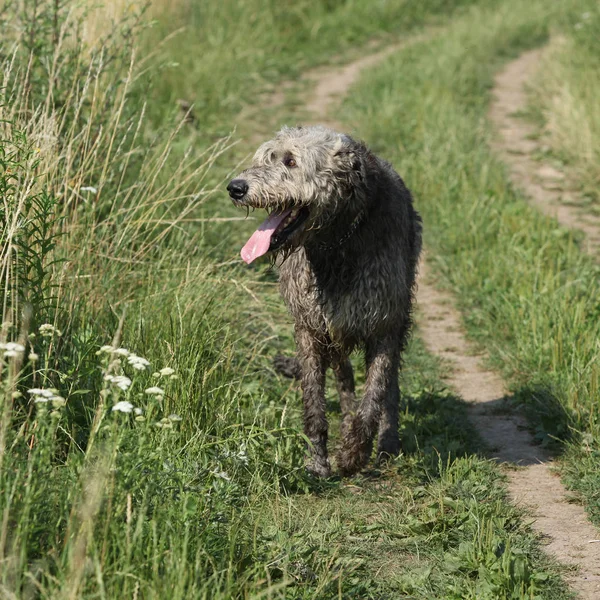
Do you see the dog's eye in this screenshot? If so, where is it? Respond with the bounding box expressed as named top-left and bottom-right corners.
top-left (283, 156), bottom-right (297, 168)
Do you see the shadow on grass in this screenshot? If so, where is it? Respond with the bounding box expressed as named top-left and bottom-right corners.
top-left (512, 384), bottom-right (576, 453)
top-left (274, 352), bottom-right (575, 489)
top-left (325, 382), bottom-right (575, 485)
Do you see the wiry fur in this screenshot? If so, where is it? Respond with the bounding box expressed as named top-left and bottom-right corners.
top-left (229, 125), bottom-right (422, 477)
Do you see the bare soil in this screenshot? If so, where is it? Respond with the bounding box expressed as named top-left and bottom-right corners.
top-left (489, 48), bottom-right (600, 258)
top-left (259, 35), bottom-right (600, 597)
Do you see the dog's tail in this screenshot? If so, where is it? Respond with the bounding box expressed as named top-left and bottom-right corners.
top-left (273, 355), bottom-right (301, 380)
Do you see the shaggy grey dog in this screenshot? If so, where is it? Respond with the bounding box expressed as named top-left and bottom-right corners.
top-left (227, 125), bottom-right (422, 477)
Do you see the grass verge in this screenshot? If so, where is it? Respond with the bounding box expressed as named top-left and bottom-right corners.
top-left (528, 1), bottom-right (600, 211)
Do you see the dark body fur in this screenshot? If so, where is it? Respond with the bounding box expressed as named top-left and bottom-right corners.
top-left (229, 126), bottom-right (422, 477)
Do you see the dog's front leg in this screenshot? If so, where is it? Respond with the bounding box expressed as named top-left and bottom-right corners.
top-left (337, 337), bottom-right (399, 476)
top-left (296, 326), bottom-right (331, 478)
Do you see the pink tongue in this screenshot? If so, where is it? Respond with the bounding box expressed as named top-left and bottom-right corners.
top-left (241, 209), bottom-right (292, 264)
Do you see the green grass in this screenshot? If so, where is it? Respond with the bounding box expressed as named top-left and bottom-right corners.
top-left (342, 0), bottom-right (600, 523)
top-left (528, 1), bottom-right (600, 210)
top-left (0, 0), bottom-right (595, 596)
top-left (140, 0), bottom-right (499, 132)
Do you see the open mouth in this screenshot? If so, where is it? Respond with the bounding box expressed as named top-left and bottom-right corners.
top-left (240, 206), bottom-right (310, 264)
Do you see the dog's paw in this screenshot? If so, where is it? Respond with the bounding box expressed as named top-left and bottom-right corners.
top-left (337, 436), bottom-right (373, 477)
top-left (306, 458), bottom-right (331, 479)
top-left (376, 435), bottom-right (401, 464)
top-left (273, 354), bottom-right (301, 380)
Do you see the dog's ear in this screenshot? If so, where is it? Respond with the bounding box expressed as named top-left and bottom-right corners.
top-left (333, 135), bottom-right (364, 176)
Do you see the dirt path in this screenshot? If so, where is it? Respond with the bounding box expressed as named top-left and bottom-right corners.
top-left (298, 39), bottom-right (600, 597)
top-left (489, 48), bottom-right (600, 258)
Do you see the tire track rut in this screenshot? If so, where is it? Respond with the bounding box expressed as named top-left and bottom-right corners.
top-left (489, 47), bottom-right (600, 259)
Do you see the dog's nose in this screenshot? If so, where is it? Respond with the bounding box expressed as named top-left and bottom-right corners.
top-left (227, 179), bottom-right (249, 201)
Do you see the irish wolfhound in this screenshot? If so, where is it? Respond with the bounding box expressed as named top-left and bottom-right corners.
top-left (227, 125), bottom-right (422, 477)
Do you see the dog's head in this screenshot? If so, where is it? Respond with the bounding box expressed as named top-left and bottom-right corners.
top-left (228, 126), bottom-right (367, 264)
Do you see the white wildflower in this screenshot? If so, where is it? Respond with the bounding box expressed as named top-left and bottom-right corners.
top-left (104, 374), bottom-right (132, 391)
top-left (39, 323), bottom-right (61, 337)
top-left (145, 386), bottom-right (165, 396)
top-left (114, 347), bottom-right (130, 357)
top-left (28, 352), bottom-right (39, 362)
top-left (582, 11), bottom-right (591, 19)
top-left (159, 367), bottom-right (175, 377)
top-left (212, 469), bottom-right (231, 481)
top-left (28, 388), bottom-right (62, 404)
top-left (168, 413), bottom-right (182, 422)
top-left (80, 186), bottom-right (98, 194)
top-left (2, 342), bottom-right (25, 358)
top-left (112, 401), bottom-right (134, 413)
top-left (12, 391), bottom-right (22, 399)
top-left (28, 388), bottom-right (54, 398)
top-left (127, 354), bottom-right (150, 371)
top-left (152, 372), bottom-right (161, 378)
top-left (134, 407), bottom-right (143, 415)
top-left (96, 345), bottom-right (115, 355)
top-left (3, 343), bottom-right (25, 351)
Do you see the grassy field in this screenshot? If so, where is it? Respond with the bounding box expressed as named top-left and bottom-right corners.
top-left (0, 0), bottom-right (597, 597)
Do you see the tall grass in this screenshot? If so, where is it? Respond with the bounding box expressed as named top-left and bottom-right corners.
top-left (529, 1), bottom-right (600, 208)
top-left (0, 2), bottom-right (308, 596)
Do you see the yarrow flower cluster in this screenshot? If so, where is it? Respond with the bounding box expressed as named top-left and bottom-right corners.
top-left (112, 400), bottom-right (134, 413)
top-left (1, 342), bottom-right (25, 358)
top-left (145, 386), bottom-right (165, 398)
top-left (127, 354), bottom-right (150, 371)
top-left (152, 366), bottom-right (177, 380)
top-left (104, 374), bottom-right (132, 391)
top-left (27, 388), bottom-right (66, 407)
top-left (97, 345), bottom-right (127, 356)
top-left (39, 323), bottom-right (62, 337)
top-left (96, 345), bottom-right (150, 371)
top-left (155, 414), bottom-right (182, 429)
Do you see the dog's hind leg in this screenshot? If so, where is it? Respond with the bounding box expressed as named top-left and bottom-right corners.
top-left (376, 373), bottom-right (400, 462)
top-left (337, 336), bottom-right (399, 476)
top-left (296, 327), bottom-right (331, 478)
top-left (332, 355), bottom-right (357, 438)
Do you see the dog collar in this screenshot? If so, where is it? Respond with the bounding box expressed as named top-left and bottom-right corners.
top-left (317, 207), bottom-right (367, 251)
